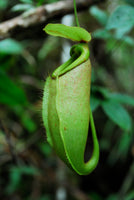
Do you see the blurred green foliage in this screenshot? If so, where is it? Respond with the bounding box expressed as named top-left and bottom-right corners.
top-left (0, 0), bottom-right (8, 10)
top-left (7, 165), bottom-right (40, 194)
top-left (0, 0), bottom-right (134, 200)
top-left (0, 39), bottom-right (24, 54)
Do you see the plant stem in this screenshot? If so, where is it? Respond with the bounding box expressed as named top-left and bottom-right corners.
top-left (73, 0), bottom-right (80, 27)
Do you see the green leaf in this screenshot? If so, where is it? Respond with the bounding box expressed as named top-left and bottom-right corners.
top-left (93, 29), bottom-right (113, 40)
top-left (91, 85), bottom-right (111, 99)
top-left (118, 132), bottom-right (132, 157)
top-left (11, 105), bottom-right (36, 132)
top-left (39, 143), bottom-right (52, 156)
top-left (0, 69), bottom-right (28, 106)
top-left (19, 0), bottom-right (33, 4)
top-left (6, 168), bottom-right (21, 194)
top-left (119, 36), bottom-right (134, 45)
top-left (102, 101), bottom-right (132, 132)
top-left (90, 6), bottom-right (108, 26)
top-left (7, 165), bottom-right (39, 194)
top-left (126, 191), bottom-right (134, 200)
top-left (0, 39), bottom-right (24, 54)
top-left (11, 4), bottom-right (34, 12)
top-left (90, 192), bottom-right (103, 200)
top-left (18, 165), bottom-right (39, 175)
top-left (36, 0), bottom-right (45, 6)
top-left (0, 0), bottom-right (8, 10)
top-left (90, 95), bottom-right (100, 111)
top-left (92, 86), bottom-right (134, 107)
top-left (21, 112), bottom-right (37, 132)
top-left (44, 24), bottom-right (91, 42)
top-left (108, 93), bottom-right (134, 106)
top-left (106, 5), bottom-right (134, 34)
top-left (106, 194), bottom-right (119, 200)
top-left (125, 0), bottom-right (134, 6)
top-left (114, 26), bottom-right (133, 38)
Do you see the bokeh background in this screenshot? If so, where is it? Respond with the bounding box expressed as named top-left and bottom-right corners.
top-left (0, 0), bottom-right (134, 199)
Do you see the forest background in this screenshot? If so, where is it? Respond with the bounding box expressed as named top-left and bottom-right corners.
top-left (0, 0), bottom-right (134, 200)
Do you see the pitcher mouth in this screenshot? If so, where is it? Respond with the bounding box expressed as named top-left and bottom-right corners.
top-left (51, 43), bottom-right (89, 79)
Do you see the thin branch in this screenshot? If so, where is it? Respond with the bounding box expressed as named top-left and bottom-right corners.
top-left (0, 0), bottom-right (104, 39)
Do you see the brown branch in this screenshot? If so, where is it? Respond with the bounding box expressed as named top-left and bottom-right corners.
top-left (0, 0), bottom-right (104, 39)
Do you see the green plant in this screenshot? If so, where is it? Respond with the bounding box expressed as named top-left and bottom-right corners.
top-left (42, 1), bottom-right (99, 175)
top-left (89, 4), bottom-right (134, 133)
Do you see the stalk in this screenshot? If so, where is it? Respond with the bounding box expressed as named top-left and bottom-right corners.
top-left (73, 0), bottom-right (80, 27)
